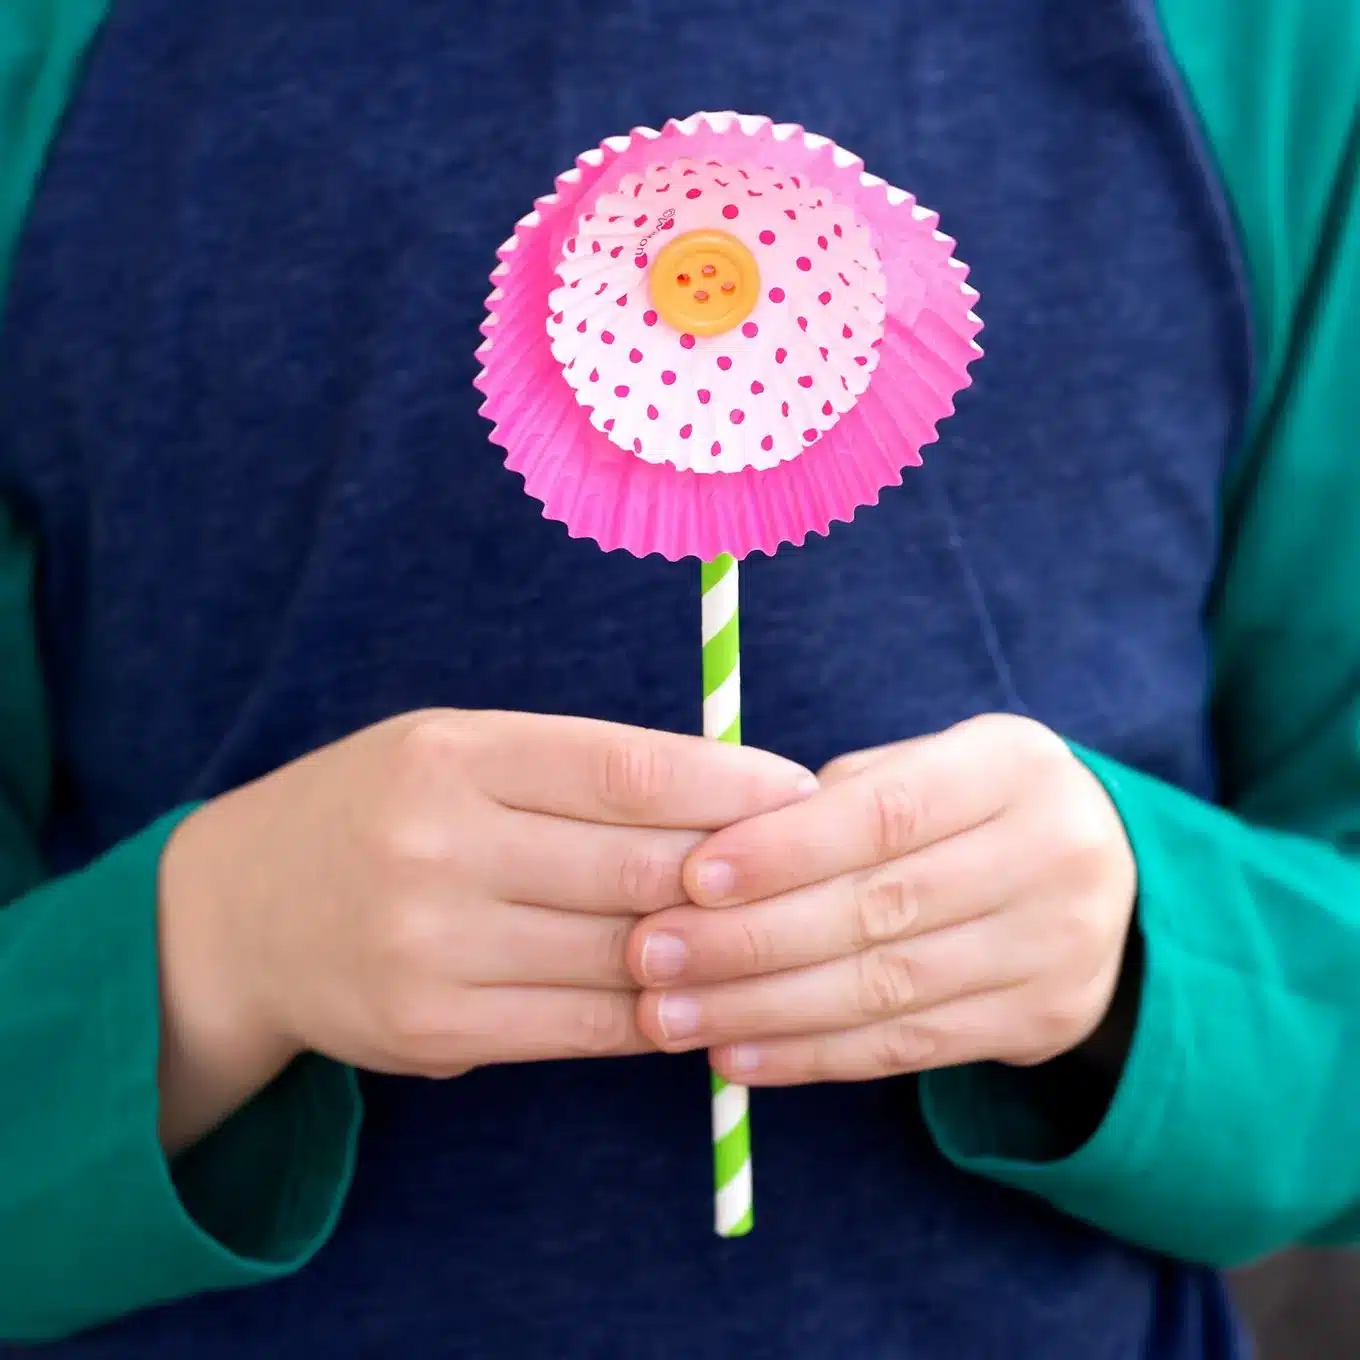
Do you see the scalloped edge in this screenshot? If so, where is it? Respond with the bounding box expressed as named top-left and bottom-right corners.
top-left (473, 112), bottom-right (984, 559)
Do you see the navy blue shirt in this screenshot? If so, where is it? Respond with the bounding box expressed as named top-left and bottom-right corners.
top-left (0, 0), bottom-right (1251, 1354)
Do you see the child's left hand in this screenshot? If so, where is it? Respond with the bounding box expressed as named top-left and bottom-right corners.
top-left (629, 715), bottom-right (1138, 1084)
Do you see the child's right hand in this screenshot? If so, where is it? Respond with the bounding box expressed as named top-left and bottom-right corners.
top-left (153, 709), bottom-right (816, 1150)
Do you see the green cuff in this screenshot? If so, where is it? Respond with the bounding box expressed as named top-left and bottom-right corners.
top-left (922, 744), bottom-right (1360, 1266)
top-left (918, 919), bottom-right (1184, 1250)
top-left (0, 810), bottom-right (361, 1343)
top-left (919, 746), bottom-right (1247, 1266)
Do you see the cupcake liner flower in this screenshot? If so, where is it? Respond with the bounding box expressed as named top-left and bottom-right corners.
top-left (475, 111), bottom-right (982, 561)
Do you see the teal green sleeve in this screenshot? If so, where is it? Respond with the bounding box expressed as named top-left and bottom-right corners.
top-left (0, 5), bottom-right (361, 1342)
top-left (921, 0), bottom-right (1360, 1267)
top-left (0, 0), bottom-right (104, 301)
top-left (0, 798), bottom-right (361, 1341)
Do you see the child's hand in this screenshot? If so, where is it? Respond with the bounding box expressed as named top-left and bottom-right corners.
top-left (629, 715), bottom-right (1137, 1084)
top-left (155, 710), bottom-right (815, 1148)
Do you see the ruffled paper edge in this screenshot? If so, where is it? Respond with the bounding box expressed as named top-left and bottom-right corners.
top-left (475, 112), bottom-right (983, 561)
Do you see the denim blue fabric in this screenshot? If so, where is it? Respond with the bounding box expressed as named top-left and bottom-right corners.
top-left (0, 0), bottom-right (1251, 1354)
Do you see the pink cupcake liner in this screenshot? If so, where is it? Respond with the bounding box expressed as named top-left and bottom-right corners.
top-left (475, 111), bottom-right (982, 561)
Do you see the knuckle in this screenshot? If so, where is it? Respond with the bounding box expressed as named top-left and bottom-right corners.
top-left (614, 839), bottom-right (681, 910)
top-left (1055, 799), bottom-right (1114, 865)
top-left (372, 894), bottom-right (444, 968)
top-left (370, 805), bottom-right (459, 870)
top-left (954, 710), bottom-right (1008, 740)
top-left (372, 982), bottom-right (446, 1053)
top-left (1032, 989), bottom-right (1095, 1051)
top-left (394, 712), bottom-right (477, 784)
top-left (1053, 900), bottom-right (1108, 965)
top-left (1021, 717), bottom-right (1073, 765)
top-left (424, 1061), bottom-right (474, 1081)
top-left (856, 945), bottom-right (917, 1018)
top-left (803, 1032), bottom-right (837, 1084)
top-left (960, 713), bottom-right (1068, 788)
top-left (869, 778), bottom-right (926, 859)
top-left (735, 916), bottom-right (779, 974)
top-left (594, 918), bottom-right (633, 982)
top-left (851, 867), bottom-right (921, 948)
top-left (973, 712), bottom-right (1062, 758)
top-left (869, 1020), bottom-right (932, 1074)
top-left (366, 920), bottom-right (459, 1045)
top-left (598, 734), bottom-right (676, 817)
top-left (376, 718), bottom-right (485, 867)
top-left (567, 994), bottom-right (635, 1057)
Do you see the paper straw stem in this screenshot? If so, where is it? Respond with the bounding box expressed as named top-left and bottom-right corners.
top-left (701, 554), bottom-right (753, 1237)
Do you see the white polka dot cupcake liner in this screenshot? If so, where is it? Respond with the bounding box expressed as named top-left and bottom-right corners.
top-left (475, 111), bottom-right (983, 561)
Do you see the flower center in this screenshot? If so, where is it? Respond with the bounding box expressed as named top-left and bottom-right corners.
top-left (649, 229), bottom-right (760, 337)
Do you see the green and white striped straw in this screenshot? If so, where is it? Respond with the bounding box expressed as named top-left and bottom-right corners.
top-left (701, 553), bottom-right (753, 1237)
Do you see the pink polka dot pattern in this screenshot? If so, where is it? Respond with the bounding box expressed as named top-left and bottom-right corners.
top-left (547, 155), bottom-right (886, 473)
top-left (477, 111), bottom-right (983, 562)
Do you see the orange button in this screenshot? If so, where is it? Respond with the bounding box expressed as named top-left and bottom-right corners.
top-left (650, 229), bottom-right (760, 337)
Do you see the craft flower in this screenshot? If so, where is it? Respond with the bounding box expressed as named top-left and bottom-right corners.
top-left (475, 111), bottom-right (982, 561)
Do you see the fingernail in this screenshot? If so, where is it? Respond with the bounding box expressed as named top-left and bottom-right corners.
top-left (694, 860), bottom-right (736, 901)
top-left (656, 995), bottom-right (701, 1042)
top-left (794, 772), bottom-right (820, 797)
top-left (640, 932), bottom-right (688, 983)
top-left (728, 1044), bottom-right (762, 1074)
